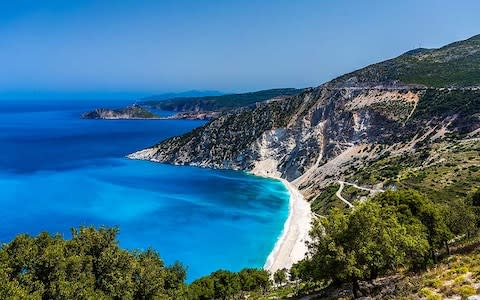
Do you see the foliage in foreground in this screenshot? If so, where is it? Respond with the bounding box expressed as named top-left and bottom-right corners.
top-left (295, 189), bottom-right (478, 298)
top-left (0, 227), bottom-right (187, 299)
top-left (0, 227), bottom-right (271, 300)
top-left (189, 269), bottom-right (271, 300)
top-left (1, 189), bottom-right (478, 299)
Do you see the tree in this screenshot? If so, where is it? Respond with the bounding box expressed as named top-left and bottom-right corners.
top-left (442, 198), bottom-right (477, 241)
top-left (469, 188), bottom-right (480, 207)
top-left (305, 200), bottom-right (429, 298)
top-left (467, 189), bottom-right (480, 228)
top-left (210, 270), bottom-right (241, 299)
top-left (188, 268), bottom-right (270, 299)
top-left (189, 276), bottom-right (215, 300)
top-left (273, 268), bottom-right (287, 286)
top-left (0, 249), bottom-right (35, 299)
top-left (165, 261), bottom-right (187, 290)
top-left (133, 250), bottom-right (168, 299)
top-left (289, 264), bottom-right (300, 282)
top-left (0, 226), bottom-right (182, 299)
top-left (238, 268), bottom-right (271, 293)
top-left (189, 270), bottom-right (243, 300)
top-left (289, 264), bottom-right (302, 294)
top-left (373, 190), bottom-right (451, 263)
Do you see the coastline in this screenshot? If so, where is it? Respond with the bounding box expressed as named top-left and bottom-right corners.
top-left (251, 173), bottom-right (312, 273)
top-left (129, 152), bottom-right (313, 274)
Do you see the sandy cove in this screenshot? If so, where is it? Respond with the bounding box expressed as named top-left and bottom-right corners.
top-left (130, 151), bottom-right (313, 273)
top-left (262, 178), bottom-right (312, 273)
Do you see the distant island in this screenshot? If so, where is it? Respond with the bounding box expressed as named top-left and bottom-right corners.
top-left (81, 104), bottom-right (160, 119)
top-left (81, 88), bottom-right (303, 120)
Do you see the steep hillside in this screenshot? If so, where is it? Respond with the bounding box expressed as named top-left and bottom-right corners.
top-left (141, 88), bottom-right (303, 112)
top-left (129, 35), bottom-right (480, 201)
top-left (329, 34), bottom-right (480, 88)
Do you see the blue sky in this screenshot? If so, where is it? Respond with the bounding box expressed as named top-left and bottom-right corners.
top-left (1, 0), bottom-right (479, 100)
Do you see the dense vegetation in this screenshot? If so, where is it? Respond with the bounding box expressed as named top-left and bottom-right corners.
top-left (0, 227), bottom-right (187, 299)
top-left (1, 188), bottom-right (478, 299)
top-left (296, 189), bottom-right (478, 298)
top-left (0, 227), bottom-right (273, 300)
top-left (141, 88), bottom-right (303, 112)
top-left (189, 269), bottom-right (271, 300)
top-left (409, 88), bottom-right (480, 134)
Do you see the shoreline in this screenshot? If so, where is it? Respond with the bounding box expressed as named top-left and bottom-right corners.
top-left (254, 175), bottom-right (312, 273)
top-left (129, 154), bottom-right (313, 274)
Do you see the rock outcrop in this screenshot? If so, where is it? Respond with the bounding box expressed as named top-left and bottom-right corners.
top-left (82, 105), bottom-right (158, 119)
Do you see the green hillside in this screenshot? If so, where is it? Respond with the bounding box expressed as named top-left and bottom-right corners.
top-left (141, 88), bottom-right (303, 112)
top-left (331, 34), bottom-right (480, 87)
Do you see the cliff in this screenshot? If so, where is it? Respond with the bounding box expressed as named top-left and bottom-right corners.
top-left (129, 35), bottom-right (480, 201)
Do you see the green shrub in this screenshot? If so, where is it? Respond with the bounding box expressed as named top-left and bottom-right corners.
top-left (456, 285), bottom-right (476, 298)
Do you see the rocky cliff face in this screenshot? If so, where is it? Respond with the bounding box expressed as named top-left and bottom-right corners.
top-left (129, 35), bottom-right (480, 200)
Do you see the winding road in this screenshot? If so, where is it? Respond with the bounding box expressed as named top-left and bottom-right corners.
top-left (335, 180), bottom-right (385, 208)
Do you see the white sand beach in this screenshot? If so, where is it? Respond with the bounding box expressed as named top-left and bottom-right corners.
top-left (263, 178), bottom-right (312, 273)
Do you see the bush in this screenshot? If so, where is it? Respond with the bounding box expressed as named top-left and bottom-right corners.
top-left (455, 285), bottom-right (476, 298)
top-left (189, 268), bottom-right (271, 299)
top-left (0, 227), bottom-right (184, 299)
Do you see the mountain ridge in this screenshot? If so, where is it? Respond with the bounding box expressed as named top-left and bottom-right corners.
top-left (328, 34), bottom-right (480, 88)
top-left (140, 88), bottom-right (304, 112)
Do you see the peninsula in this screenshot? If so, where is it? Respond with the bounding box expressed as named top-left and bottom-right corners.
top-left (82, 88), bottom-right (303, 120)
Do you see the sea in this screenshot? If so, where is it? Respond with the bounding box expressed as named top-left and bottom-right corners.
top-left (0, 100), bottom-right (289, 281)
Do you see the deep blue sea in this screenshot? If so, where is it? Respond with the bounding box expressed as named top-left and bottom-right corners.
top-left (0, 100), bottom-right (289, 281)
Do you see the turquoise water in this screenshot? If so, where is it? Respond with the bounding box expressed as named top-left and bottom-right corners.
top-left (0, 100), bottom-right (289, 281)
